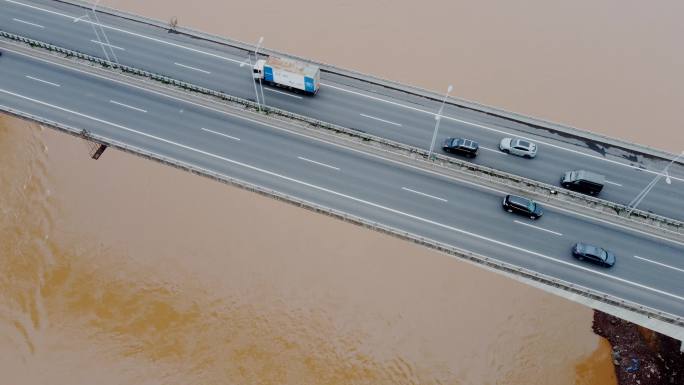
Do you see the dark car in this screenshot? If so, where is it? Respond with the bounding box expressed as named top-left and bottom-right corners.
top-left (572, 243), bottom-right (616, 267)
top-left (502, 194), bottom-right (543, 219)
top-left (561, 170), bottom-right (605, 195)
top-left (442, 137), bottom-right (479, 158)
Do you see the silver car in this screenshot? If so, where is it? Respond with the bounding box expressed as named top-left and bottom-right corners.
top-left (499, 137), bottom-right (538, 158)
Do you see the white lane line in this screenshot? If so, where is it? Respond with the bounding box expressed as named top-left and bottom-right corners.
top-left (8, 0), bottom-right (681, 184)
top-left (5, 0), bottom-right (683, 183)
top-left (12, 17), bottom-right (44, 28)
top-left (25, 75), bottom-right (60, 87)
top-left (401, 187), bottom-right (448, 202)
top-left (174, 62), bottom-right (211, 74)
top-left (605, 180), bottom-right (623, 187)
top-left (264, 87), bottom-right (303, 99)
top-left (90, 39), bottom-right (125, 51)
top-left (323, 83), bottom-right (684, 184)
top-left (514, 220), bottom-right (563, 236)
top-left (201, 128), bottom-right (240, 141)
top-left (359, 113), bottom-right (402, 127)
top-left (297, 156), bottom-right (340, 170)
top-left (109, 100), bottom-right (147, 113)
top-left (479, 146), bottom-right (505, 155)
top-left (634, 255), bottom-right (684, 274)
top-left (2, 89), bottom-right (684, 304)
top-left (5, 45), bottom-right (682, 248)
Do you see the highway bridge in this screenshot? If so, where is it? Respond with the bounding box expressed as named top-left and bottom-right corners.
top-left (1, 0), bottom-right (683, 341)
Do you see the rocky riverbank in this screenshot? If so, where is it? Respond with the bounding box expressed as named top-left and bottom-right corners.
top-left (593, 311), bottom-right (684, 385)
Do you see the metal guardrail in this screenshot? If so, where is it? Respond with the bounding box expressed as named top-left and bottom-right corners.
top-left (2, 104), bottom-right (682, 327)
top-left (0, 30), bottom-right (682, 239)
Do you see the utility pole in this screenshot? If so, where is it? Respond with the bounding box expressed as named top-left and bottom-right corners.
top-left (428, 84), bottom-right (453, 160)
top-left (626, 150), bottom-right (683, 216)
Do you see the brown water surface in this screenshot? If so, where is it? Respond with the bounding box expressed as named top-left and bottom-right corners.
top-left (0, 116), bottom-right (616, 383)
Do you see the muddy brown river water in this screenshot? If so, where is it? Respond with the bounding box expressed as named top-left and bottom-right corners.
top-left (4, 0), bottom-right (680, 383)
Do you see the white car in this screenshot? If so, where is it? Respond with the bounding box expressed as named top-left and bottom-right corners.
top-left (499, 137), bottom-right (538, 158)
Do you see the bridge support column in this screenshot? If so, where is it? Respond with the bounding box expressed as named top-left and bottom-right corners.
top-left (681, 340), bottom-right (684, 353)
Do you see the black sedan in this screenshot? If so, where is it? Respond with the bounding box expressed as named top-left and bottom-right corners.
top-left (572, 243), bottom-right (616, 267)
top-left (502, 194), bottom-right (543, 219)
top-left (442, 138), bottom-right (478, 158)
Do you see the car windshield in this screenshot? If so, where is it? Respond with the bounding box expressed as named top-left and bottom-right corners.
top-left (453, 139), bottom-right (462, 146)
top-left (527, 201), bottom-right (536, 212)
top-left (518, 140), bottom-right (531, 148)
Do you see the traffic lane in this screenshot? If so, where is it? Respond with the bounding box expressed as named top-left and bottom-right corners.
top-left (0, 51), bottom-right (126, 114)
top-left (2, 88), bottom-right (680, 318)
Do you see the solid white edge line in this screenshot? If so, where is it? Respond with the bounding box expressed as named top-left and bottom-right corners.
top-left (12, 17), bottom-right (45, 28)
top-left (3, 45), bottom-right (682, 247)
top-left (297, 156), bottom-right (340, 170)
top-left (401, 187), bottom-right (447, 202)
top-left (201, 127), bottom-right (240, 141)
top-left (634, 255), bottom-right (684, 274)
top-left (2, 89), bottom-right (683, 303)
top-left (90, 39), bottom-right (125, 51)
top-left (513, 220), bottom-right (563, 236)
top-left (109, 100), bottom-right (147, 113)
top-left (359, 113), bottom-right (402, 126)
top-left (264, 87), bottom-right (303, 99)
top-left (4, 0), bottom-right (682, 183)
top-left (174, 62), bottom-right (211, 74)
top-left (25, 75), bottom-right (60, 87)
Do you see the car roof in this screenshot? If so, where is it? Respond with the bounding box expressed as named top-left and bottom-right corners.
top-left (581, 244), bottom-right (606, 259)
top-left (508, 195), bottom-right (532, 206)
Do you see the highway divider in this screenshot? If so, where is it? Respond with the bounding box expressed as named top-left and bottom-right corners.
top-left (1, 30), bottom-right (682, 241)
top-left (2, 104), bottom-right (682, 329)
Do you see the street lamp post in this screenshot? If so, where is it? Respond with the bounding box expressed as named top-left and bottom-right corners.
top-left (240, 56), bottom-right (262, 112)
top-left (626, 150), bottom-right (683, 216)
top-left (90, 0), bottom-right (119, 66)
top-left (428, 84), bottom-right (453, 160)
top-left (254, 37), bottom-right (266, 108)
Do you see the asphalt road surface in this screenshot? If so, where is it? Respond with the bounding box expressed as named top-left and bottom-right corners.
top-left (1, 0), bottom-right (683, 222)
top-left (1, 48), bottom-right (683, 318)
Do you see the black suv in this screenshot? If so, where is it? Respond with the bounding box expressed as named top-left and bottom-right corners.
top-left (442, 138), bottom-right (478, 158)
top-left (502, 194), bottom-right (543, 219)
top-left (561, 170), bottom-right (605, 195)
top-left (572, 243), bottom-right (616, 267)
